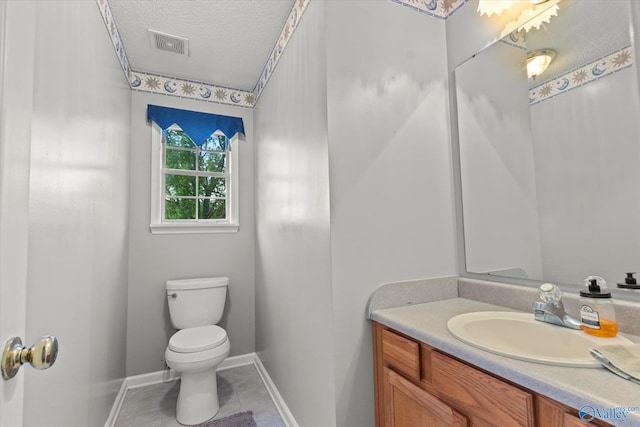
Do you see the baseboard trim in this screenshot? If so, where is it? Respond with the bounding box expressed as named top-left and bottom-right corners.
top-left (104, 353), bottom-right (298, 427)
top-left (218, 352), bottom-right (256, 371)
top-left (104, 379), bottom-right (127, 427)
top-left (253, 354), bottom-right (300, 427)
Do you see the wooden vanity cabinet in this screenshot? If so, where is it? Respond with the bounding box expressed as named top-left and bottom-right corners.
top-left (373, 321), bottom-right (612, 427)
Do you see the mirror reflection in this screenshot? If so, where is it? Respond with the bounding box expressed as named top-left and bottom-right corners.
top-left (455, 0), bottom-right (640, 292)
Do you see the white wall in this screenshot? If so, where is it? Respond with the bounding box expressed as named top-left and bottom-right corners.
top-left (531, 68), bottom-right (640, 286)
top-left (3, 2), bottom-right (132, 426)
top-left (253, 2), bottom-right (336, 426)
top-left (325, 2), bottom-right (456, 426)
top-left (126, 92), bottom-right (255, 376)
top-left (455, 41), bottom-right (543, 278)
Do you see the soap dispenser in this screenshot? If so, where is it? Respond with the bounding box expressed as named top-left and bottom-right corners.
top-left (617, 272), bottom-right (640, 289)
top-left (579, 276), bottom-right (617, 337)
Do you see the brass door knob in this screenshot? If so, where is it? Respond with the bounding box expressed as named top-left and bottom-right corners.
top-left (1, 336), bottom-right (58, 380)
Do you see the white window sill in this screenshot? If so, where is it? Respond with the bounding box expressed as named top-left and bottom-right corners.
top-left (150, 222), bottom-right (239, 235)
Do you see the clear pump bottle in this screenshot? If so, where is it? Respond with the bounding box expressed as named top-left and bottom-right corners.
top-left (579, 276), bottom-right (617, 337)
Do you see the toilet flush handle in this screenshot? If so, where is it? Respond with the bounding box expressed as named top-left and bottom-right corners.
top-left (169, 293), bottom-right (177, 298)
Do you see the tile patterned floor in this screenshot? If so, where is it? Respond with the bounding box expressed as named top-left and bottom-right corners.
top-left (114, 364), bottom-right (286, 427)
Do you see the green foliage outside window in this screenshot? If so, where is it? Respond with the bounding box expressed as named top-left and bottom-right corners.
top-left (164, 129), bottom-right (227, 221)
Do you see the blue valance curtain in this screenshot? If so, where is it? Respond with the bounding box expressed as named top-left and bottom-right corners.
top-left (147, 104), bottom-right (245, 146)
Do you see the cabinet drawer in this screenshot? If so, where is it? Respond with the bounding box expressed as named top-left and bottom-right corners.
top-left (381, 329), bottom-right (420, 381)
top-left (432, 351), bottom-right (534, 427)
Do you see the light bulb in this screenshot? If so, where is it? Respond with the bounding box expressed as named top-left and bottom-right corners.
top-left (527, 49), bottom-right (556, 79)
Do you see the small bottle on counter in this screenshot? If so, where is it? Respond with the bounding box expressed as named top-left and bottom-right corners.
top-left (617, 272), bottom-right (640, 289)
top-left (579, 276), bottom-right (617, 338)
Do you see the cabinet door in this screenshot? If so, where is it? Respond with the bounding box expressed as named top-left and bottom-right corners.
top-left (383, 367), bottom-right (468, 427)
top-left (563, 414), bottom-right (594, 427)
top-left (536, 396), bottom-right (614, 427)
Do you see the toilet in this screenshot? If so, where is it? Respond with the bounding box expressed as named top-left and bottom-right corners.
top-left (165, 277), bottom-right (231, 425)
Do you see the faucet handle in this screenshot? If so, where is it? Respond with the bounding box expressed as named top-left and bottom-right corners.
top-left (539, 283), bottom-right (562, 303)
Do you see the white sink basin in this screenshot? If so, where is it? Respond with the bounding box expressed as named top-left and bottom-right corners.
top-left (447, 311), bottom-right (633, 368)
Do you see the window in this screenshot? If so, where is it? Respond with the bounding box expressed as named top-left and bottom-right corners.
top-left (150, 122), bottom-right (239, 234)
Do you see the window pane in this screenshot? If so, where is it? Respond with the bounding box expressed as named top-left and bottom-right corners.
top-left (198, 177), bottom-right (226, 197)
top-left (166, 174), bottom-right (196, 196)
top-left (199, 198), bottom-right (226, 219)
top-left (165, 130), bottom-right (195, 148)
top-left (166, 148), bottom-right (196, 170)
top-left (165, 197), bottom-right (196, 220)
top-left (200, 135), bottom-right (226, 151)
top-left (199, 152), bottom-right (226, 172)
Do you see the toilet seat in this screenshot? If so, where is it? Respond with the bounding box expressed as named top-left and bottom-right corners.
top-left (169, 325), bottom-right (227, 353)
top-left (165, 335), bottom-right (230, 367)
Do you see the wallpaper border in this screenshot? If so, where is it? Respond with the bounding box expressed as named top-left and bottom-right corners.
top-left (529, 46), bottom-right (634, 106)
top-left (96, 0), bottom-right (467, 108)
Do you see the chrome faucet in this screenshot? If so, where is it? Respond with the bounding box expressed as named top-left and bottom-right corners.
top-left (532, 283), bottom-right (582, 329)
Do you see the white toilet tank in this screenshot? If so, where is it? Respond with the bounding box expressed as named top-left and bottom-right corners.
top-left (167, 277), bottom-right (229, 329)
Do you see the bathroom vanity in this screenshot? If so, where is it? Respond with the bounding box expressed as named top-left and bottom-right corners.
top-left (373, 321), bottom-right (613, 427)
top-left (368, 277), bottom-right (640, 427)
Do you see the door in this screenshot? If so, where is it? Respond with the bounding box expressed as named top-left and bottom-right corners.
top-left (383, 367), bottom-right (468, 427)
top-left (0, 1), bottom-right (37, 426)
top-left (2, 2), bottom-right (130, 425)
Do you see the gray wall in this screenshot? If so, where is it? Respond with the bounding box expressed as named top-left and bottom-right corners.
top-left (325, 2), bottom-right (456, 426)
top-left (126, 92), bottom-right (255, 376)
top-left (446, 0), bottom-right (501, 70)
top-left (254, 1), bottom-right (457, 426)
top-left (0, 2), bottom-right (476, 425)
top-left (10, 2), bottom-right (133, 426)
top-left (254, 2), bottom-right (337, 426)
top-left (531, 67), bottom-right (640, 285)
top-left (455, 40), bottom-right (543, 278)
top-left (448, 0), bottom-right (640, 286)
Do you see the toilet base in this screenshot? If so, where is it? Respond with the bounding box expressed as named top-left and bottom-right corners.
top-left (176, 369), bottom-right (220, 425)
top-left (165, 332), bottom-right (230, 425)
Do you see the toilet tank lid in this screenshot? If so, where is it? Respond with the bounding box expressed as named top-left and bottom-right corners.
top-left (166, 277), bottom-right (229, 291)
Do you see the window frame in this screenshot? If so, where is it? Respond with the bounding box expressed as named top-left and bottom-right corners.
top-left (150, 122), bottom-right (239, 234)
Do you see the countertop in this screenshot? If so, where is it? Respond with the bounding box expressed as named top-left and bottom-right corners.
top-left (370, 297), bottom-right (640, 427)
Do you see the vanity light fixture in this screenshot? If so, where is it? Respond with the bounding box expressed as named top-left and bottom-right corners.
top-left (478, 0), bottom-right (559, 38)
top-left (477, 0), bottom-right (548, 17)
top-left (477, 0), bottom-right (519, 17)
top-left (527, 49), bottom-right (556, 79)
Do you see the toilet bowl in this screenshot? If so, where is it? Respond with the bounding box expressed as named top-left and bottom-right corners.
top-left (165, 277), bottom-right (230, 425)
top-left (165, 326), bottom-right (230, 425)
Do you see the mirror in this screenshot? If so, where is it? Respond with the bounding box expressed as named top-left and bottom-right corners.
top-left (455, 0), bottom-right (640, 295)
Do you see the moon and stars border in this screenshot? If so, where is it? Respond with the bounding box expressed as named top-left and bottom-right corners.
top-left (95, 0), bottom-right (311, 108)
top-left (391, 0), bottom-right (468, 20)
top-left (529, 46), bottom-right (634, 106)
top-left (95, 0), bottom-right (469, 108)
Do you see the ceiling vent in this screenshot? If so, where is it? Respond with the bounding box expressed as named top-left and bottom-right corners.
top-left (148, 29), bottom-right (189, 56)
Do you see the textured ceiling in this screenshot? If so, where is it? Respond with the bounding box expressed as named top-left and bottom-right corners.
top-left (107, 0), bottom-right (630, 97)
top-left (526, 0), bottom-right (631, 84)
top-left (108, 0), bottom-right (296, 92)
